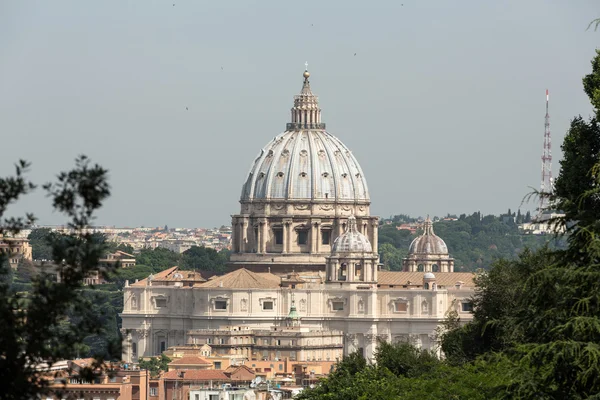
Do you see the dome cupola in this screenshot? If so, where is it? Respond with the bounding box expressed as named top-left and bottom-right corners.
top-left (402, 216), bottom-right (455, 273)
top-left (408, 217), bottom-right (448, 255)
top-left (331, 216), bottom-right (373, 253)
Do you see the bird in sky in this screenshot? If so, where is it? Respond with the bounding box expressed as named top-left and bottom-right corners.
top-left (354, 53), bottom-right (357, 56)
top-left (185, 107), bottom-right (188, 110)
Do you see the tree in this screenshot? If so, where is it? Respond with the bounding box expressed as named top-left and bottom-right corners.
top-left (181, 245), bottom-right (228, 272)
top-left (0, 156), bottom-right (119, 400)
top-left (136, 247), bottom-right (181, 269)
top-left (139, 354), bottom-right (171, 378)
top-left (27, 228), bottom-right (55, 260)
top-left (438, 50), bottom-right (600, 399)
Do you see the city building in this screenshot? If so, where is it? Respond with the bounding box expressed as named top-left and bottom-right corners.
top-left (121, 69), bottom-right (475, 366)
top-left (44, 359), bottom-right (149, 400)
top-left (100, 250), bottom-right (137, 268)
top-left (0, 234), bottom-right (33, 269)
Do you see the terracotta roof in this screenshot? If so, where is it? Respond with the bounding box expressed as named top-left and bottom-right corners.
top-left (162, 370), bottom-right (230, 381)
top-left (378, 271), bottom-right (476, 287)
top-left (196, 268), bottom-right (281, 289)
top-left (70, 358), bottom-right (96, 368)
top-left (223, 364), bottom-right (255, 375)
top-left (169, 356), bottom-right (212, 366)
top-left (130, 266), bottom-right (178, 287)
top-left (115, 250), bottom-right (135, 258)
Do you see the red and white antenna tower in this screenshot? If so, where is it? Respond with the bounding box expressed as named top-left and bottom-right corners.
top-left (540, 89), bottom-right (552, 213)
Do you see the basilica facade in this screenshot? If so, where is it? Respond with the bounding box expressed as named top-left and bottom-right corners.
top-left (120, 69), bottom-right (475, 364)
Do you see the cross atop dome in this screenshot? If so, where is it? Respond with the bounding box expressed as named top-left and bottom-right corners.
top-left (287, 66), bottom-right (325, 130)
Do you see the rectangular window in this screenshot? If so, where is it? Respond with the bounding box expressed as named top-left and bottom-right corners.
top-left (214, 361), bottom-right (222, 369)
top-left (290, 351), bottom-right (296, 360)
top-left (215, 300), bottom-right (227, 310)
top-left (321, 230), bottom-right (331, 245)
top-left (332, 301), bottom-right (344, 311)
top-left (263, 339), bottom-right (269, 345)
top-left (219, 338), bottom-right (224, 344)
top-left (207, 338), bottom-right (211, 344)
top-left (132, 342), bottom-right (137, 356)
top-left (273, 228), bottom-right (283, 245)
top-left (160, 341), bottom-right (166, 353)
top-left (155, 298), bottom-right (167, 308)
top-left (395, 302), bottom-right (408, 312)
top-left (195, 394), bottom-right (199, 400)
top-left (209, 395), bottom-right (219, 400)
top-left (461, 302), bottom-right (474, 312)
top-left (263, 301), bottom-right (274, 310)
top-left (298, 230), bottom-right (308, 245)
top-left (276, 340), bottom-right (281, 346)
top-left (150, 388), bottom-right (158, 396)
top-left (262, 350), bottom-right (268, 359)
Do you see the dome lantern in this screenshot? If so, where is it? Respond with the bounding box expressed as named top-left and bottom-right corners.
top-left (287, 66), bottom-right (326, 131)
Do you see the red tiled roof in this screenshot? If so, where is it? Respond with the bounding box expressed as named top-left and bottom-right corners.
top-left (162, 370), bottom-right (230, 381)
top-left (378, 271), bottom-right (476, 287)
top-left (130, 266), bottom-right (178, 287)
top-left (169, 356), bottom-right (212, 366)
top-left (70, 358), bottom-right (96, 368)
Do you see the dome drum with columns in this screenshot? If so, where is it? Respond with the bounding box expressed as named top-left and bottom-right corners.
top-left (230, 69), bottom-right (378, 273)
top-left (402, 217), bottom-right (454, 273)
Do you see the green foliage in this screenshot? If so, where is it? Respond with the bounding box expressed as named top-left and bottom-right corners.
top-left (139, 354), bottom-right (171, 378)
top-left (181, 245), bottom-right (229, 272)
top-left (0, 156), bottom-right (119, 400)
top-left (438, 49), bottom-right (600, 399)
top-left (135, 246), bottom-right (229, 273)
top-left (135, 247), bottom-right (181, 268)
top-left (297, 343), bottom-right (515, 400)
top-left (375, 341), bottom-right (438, 378)
top-left (27, 228), bottom-right (55, 260)
top-left (378, 213), bottom-right (563, 272)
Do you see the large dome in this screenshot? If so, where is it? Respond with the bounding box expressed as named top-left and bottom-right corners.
top-left (408, 217), bottom-right (449, 255)
top-left (240, 71), bottom-right (369, 202)
top-left (241, 131), bottom-right (369, 201)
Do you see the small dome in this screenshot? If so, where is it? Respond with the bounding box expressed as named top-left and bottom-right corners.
top-left (331, 216), bottom-right (373, 253)
top-left (408, 217), bottom-right (448, 255)
top-left (424, 272), bottom-right (436, 279)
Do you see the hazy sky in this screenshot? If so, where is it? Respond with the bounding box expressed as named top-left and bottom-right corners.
top-left (1, 1), bottom-right (598, 228)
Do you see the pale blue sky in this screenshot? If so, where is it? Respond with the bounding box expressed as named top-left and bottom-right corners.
top-left (0, 0), bottom-right (598, 227)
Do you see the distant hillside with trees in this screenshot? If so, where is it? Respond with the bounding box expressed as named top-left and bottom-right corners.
top-left (378, 211), bottom-right (565, 272)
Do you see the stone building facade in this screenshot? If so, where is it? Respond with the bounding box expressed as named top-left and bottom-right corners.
top-left (121, 69), bottom-right (474, 365)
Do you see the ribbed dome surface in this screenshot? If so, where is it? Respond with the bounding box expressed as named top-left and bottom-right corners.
top-left (241, 130), bottom-right (369, 201)
top-left (408, 217), bottom-right (448, 255)
top-left (240, 69), bottom-right (369, 202)
top-left (332, 216), bottom-right (373, 253)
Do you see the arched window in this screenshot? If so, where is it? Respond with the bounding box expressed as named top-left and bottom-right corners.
top-left (432, 264), bottom-right (439, 272)
top-left (424, 282), bottom-right (429, 290)
top-left (417, 264), bottom-right (424, 272)
top-left (339, 263), bottom-right (347, 281)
